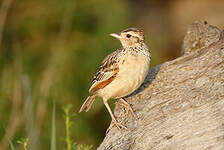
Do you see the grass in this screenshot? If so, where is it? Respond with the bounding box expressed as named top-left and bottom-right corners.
top-left (63, 104), bottom-right (73, 150)
top-left (62, 104), bottom-right (92, 150)
top-left (50, 100), bottom-right (56, 150)
top-left (9, 103), bottom-right (92, 150)
top-left (8, 138), bottom-right (15, 150)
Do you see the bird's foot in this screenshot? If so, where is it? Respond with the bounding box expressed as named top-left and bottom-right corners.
top-left (106, 119), bottom-right (128, 134)
top-left (117, 98), bottom-right (138, 119)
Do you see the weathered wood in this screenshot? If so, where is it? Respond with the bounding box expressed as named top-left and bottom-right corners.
top-left (97, 21), bottom-right (224, 150)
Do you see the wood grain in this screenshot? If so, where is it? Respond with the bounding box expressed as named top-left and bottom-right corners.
top-left (97, 21), bottom-right (224, 150)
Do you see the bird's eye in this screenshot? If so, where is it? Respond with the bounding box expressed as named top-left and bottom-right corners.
top-left (126, 34), bottom-right (131, 38)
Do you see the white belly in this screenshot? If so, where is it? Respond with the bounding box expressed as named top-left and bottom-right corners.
top-left (98, 54), bottom-right (150, 99)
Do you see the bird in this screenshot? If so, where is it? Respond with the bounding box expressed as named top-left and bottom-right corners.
top-left (79, 28), bottom-right (151, 132)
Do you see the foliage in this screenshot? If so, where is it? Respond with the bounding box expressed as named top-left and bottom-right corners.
top-left (8, 139), bottom-right (15, 150)
top-left (17, 138), bottom-right (28, 150)
top-left (9, 104), bottom-right (92, 150)
top-left (51, 100), bottom-right (56, 150)
top-left (63, 104), bottom-right (92, 150)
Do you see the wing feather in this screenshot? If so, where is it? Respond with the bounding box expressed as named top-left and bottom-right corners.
top-left (89, 49), bottom-right (121, 95)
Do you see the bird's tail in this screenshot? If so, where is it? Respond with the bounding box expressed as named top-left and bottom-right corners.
top-left (79, 95), bottom-right (96, 113)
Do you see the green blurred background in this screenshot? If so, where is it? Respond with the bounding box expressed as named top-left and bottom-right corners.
top-left (0, 0), bottom-right (223, 149)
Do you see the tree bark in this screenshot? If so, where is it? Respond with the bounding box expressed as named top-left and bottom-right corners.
top-left (97, 21), bottom-right (224, 150)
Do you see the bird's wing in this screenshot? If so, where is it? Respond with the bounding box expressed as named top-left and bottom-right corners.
top-left (89, 49), bottom-right (122, 95)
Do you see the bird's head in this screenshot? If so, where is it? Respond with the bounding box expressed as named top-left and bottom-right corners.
top-left (110, 28), bottom-right (144, 48)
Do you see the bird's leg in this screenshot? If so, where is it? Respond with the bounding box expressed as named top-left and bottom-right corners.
top-left (117, 98), bottom-right (137, 119)
top-left (103, 99), bottom-right (127, 133)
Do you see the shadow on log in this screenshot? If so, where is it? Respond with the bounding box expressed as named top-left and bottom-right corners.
top-left (97, 21), bottom-right (224, 150)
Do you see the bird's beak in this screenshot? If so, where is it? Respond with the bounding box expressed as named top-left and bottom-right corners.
top-left (109, 33), bottom-right (121, 39)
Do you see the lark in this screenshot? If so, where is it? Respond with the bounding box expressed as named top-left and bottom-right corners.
top-left (79, 28), bottom-right (151, 131)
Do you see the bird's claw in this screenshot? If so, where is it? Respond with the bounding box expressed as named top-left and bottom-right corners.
top-left (117, 99), bottom-right (138, 120)
top-left (106, 120), bottom-right (128, 134)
